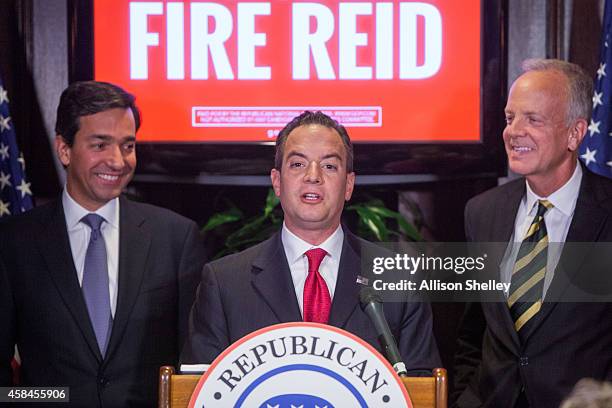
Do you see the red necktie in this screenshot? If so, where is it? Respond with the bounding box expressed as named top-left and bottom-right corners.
top-left (303, 248), bottom-right (331, 324)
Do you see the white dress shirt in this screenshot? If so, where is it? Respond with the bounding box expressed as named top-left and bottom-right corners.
top-left (500, 163), bottom-right (582, 297)
top-left (62, 189), bottom-right (119, 317)
top-left (281, 223), bottom-right (344, 317)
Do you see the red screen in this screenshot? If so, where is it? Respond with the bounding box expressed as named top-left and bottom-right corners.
top-left (94, 0), bottom-right (481, 142)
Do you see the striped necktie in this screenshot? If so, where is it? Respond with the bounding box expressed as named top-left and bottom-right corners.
top-left (508, 199), bottom-right (553, 336)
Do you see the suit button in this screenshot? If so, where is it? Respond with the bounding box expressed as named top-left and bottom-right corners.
top-left (519, 356), bottom-right (529, 366)
top-left (98, 377), bottom-right (109, 387)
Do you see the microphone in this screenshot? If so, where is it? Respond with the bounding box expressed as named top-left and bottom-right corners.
top-left (359, 286), bottom-right (408, 377)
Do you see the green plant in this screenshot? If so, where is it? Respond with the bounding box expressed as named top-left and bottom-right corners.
top-left (202, 188), bottom-right (423, 259)
top-left (202, 189), bottom-right (283, 258)
top-left (346, 197), bottom-right (422, 242)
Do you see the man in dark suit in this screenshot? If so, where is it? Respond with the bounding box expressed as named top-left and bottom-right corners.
top-left (182, 111), bottom-right (441, 373)
top-left (0, 81), bottom-right (206, 407)
top-left (454, 59), bottom-right (612, 408)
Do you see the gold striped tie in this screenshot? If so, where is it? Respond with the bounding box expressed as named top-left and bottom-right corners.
top-left (508, 199), bottom-right (553, 335)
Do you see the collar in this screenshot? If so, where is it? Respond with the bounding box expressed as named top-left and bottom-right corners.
top-left (281, 223), bottom-right (344, 263)
top-left (62, 187), bottom-right (120, 230)
top-left (524, 161), bottom-right (582, 216)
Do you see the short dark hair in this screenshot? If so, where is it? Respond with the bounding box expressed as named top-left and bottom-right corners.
top-left (55, 81), bottom-right (141, 146)
top-left (274, 111), bottom-right (354, 172)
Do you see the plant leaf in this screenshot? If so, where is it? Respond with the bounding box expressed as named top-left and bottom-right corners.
top-left (355, 207), bottom-right (388, 241)
top-left (363, 205), bottom-right (400, 219)
top-left (264, 188), bottom-right (280, 217)
top-left (348, 201), bottom-right (422, 241)
top-left (395, 216), bottom-right (423, 241)
top-left (225, 215), bottom-right (267, 247)
top-left (202, 208), bottom-right (243, 232)
top-left (223, 224), bottom-right (279, 254)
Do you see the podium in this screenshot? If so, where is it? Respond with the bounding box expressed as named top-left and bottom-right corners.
top-left (158, 365), bottom-right (447, 408)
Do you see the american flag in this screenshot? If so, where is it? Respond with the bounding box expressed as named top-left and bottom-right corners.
top-left (580, 0), bottom-right (612, 178)
top-left (0, 75), bottom-right (33, 217)
top-left (0, 74), bottom-right (32, 384)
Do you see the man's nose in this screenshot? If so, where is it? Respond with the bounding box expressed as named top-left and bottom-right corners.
top-left (303, 161), bottom-right (322, 183)
top-left (105, 145), bottom-right (125, 169)
top-left (506, 118), bottom-right (526, 136)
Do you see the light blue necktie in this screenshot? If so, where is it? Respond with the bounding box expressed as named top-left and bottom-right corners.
top-left (81, 214), bottom-right (112, 356)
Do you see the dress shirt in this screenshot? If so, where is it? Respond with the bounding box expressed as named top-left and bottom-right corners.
top-left (500, 162), bottom-right (582, 297)
top-left (281, 223), bottom-right (344, 317)
top-left (62, 189), bottom-right (119, 317)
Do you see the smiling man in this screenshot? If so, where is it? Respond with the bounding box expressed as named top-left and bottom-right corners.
top-left (182, 111), bottom-right (441, 373)
top-left (0, 81), bottom-right (205, 407)
top-left (454, 59), bottom-right (612, 408)
top-left (56, 105), bottom-right (137, 210)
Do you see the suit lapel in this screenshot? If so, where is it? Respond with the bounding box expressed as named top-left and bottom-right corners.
top-left (39, 200), bottom-right (102, 361)
top-left (328, 231), bottom-right (360, 328)
top-left (524, 170), bottom-right (609, 341)
top-left (486, 301), bottom-right (520, 351)
top-left (494, 179), bottom-right (525, 243)
top-left (251, 233), bottom-right (302, 323)
top-left (546, 171), bottom-right (606, 299)
top-left (104, 197), bottom-right (151, 361)
top-left (486, 181), bottom-right (525, 351)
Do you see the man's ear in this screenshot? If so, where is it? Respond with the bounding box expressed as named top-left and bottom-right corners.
top-left (345, 172), bottom-right (355, 201)
top-left (567, 119), bottom-right (587, 152)
top-left (55, 135), bottom-right (71, 167)
top-left (270, 168), bottom-right (281, 197)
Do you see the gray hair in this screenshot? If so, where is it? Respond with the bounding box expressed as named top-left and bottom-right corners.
top-left (521, 58), bottom-right (593, 125)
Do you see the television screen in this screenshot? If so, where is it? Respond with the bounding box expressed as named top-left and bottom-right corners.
top-left (93, 0), bottom-right (480, 143)
top-left (72, 0), bottom-right (505, 178)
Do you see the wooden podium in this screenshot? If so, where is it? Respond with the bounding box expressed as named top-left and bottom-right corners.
top-left (159, 365), bottom-right (447, 408)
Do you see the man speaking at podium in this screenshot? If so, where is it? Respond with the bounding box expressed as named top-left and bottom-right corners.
top-left (182, 111), bottom-right (440, 373)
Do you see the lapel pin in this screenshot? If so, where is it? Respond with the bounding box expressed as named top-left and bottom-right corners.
top-left (356, 275), bottom-right (369, 285)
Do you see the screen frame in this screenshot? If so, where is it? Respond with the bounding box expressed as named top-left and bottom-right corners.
top-left (69, 0), bottom-right (507, 183)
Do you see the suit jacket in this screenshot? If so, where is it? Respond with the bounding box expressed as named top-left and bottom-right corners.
top-left (0, 196), bottom-right (206, 407)
top-left (181, 229), bottom-right (441, 373)
top-left (454, 169), bottom-right (612, 408)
